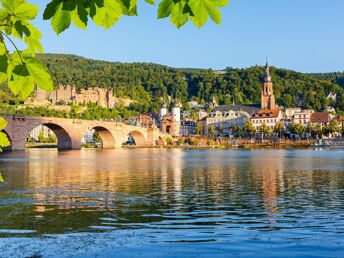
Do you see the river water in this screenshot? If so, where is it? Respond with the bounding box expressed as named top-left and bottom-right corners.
top-left (0, 148), bottom-right (344, 257)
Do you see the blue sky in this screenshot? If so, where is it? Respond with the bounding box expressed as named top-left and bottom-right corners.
top-left (31, 0), bottom-right (344, 72)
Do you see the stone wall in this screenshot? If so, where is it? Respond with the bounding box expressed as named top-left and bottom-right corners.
top-left (29, 85), bottom-right (134, 108)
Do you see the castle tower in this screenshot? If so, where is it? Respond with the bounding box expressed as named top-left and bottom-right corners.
top-left (261, 61), bottom-right (276, 110)
top-left (172, 100), bottom-right (181, 136)
top-left (172, 100), bottom-right (181, 122)
top-left (160, 100), bottom-right (168, 118)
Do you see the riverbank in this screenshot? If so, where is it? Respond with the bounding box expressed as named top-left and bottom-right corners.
top-left (25, 140), bottom-right (314, 150)
top-left (125, 138), bottom-right (314, 150)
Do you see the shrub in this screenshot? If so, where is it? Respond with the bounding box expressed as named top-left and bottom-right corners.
top-left (166, 137), bottom-right (174, 145)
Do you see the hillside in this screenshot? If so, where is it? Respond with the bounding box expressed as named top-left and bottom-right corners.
top-left (4, 53), bottom-right (344, 114)
top-left (308, 72), bottom-right (344, 89)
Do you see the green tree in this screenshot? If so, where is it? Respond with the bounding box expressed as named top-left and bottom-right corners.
top-left (37, 131), bottom-right (44, 143)
top-left (322, 124), bottom-right (330, 137)
top-left (194, 123), bottom-right (201, 135)
top-left (289, 122), bottom-right (306, 136)
top-left (274, 121), bottom-right (285, 138)
top-left (218, 124), bottom-right (224, 135)
top-left (165, 136), bottom-right (173, 145)
top-left (93, 131), bottom-right (102, 143)
top-left (328, 120), bottom-right (340, 136)
top-left (311, 123), bottom-right (323, 138)
top-left (258, 123), bottom-right (272, 138)
top-left (208, 124), bottom-right (215, 136)
top-left (49, 134), bottom-right (57, 143)
top-left (243, 121), bottom-right (256, 138)
top-left (231, 124), bottom-right (239, 136)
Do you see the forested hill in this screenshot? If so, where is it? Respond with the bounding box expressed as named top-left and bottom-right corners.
top-left (308, 72), bottom-right (344, 89)
top-left (36, 54), bottom-right (344, 113)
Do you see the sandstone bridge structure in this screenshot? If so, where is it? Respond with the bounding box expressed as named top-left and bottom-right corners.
top-left (1, 115), bottom-right (170, 151)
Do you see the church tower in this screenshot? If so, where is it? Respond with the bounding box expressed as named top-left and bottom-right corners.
top-left (261, 61), bottom-right (276, 110)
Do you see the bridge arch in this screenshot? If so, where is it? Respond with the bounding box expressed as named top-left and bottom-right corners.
top-left (37, 123), bottom-right (73, 150)
top-left (129, 130), bottom-right (147, 146)
top-left (91, 126), bottom-right (116, 149)
top-left (156, 136), bottom-right (166, 145)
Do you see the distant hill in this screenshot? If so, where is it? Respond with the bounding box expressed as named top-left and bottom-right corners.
top-left (27, 54), bottom-right (341, 113)
top-left (308, 72), bottom-right (344, 89)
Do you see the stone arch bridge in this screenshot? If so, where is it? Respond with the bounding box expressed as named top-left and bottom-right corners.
top-left (2, 115), bottom-right (170, 151)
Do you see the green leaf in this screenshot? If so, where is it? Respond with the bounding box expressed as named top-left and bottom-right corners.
top-left (0, 172), bottom-right (4, 182)
top-left (62, 0), bottom-right (77, 11)
top-left (188, 0), bottom-right (208, 28)
top-left (43, 0), bottom-right (62, 20)
top-left (0, 54), bottom-right (8, 84)
top-left (189, 0), bottom-right (223, 28)
top-left (145, 0), bottom-right (155, 4)
top-left (120, 0), bottom-right (138, 16)
top-left (7, 63), bottom-right (33, 98)
top-left (6, 51), bottom-right (23, 79)
top-left (0, 131), bottom-right (10, 151)
top-left (13, 20), bottom-right (31, 38)
top-left (0, 116), bottom-right (7, 131)
top-left (8, 72), bottom-right (34, 99)
top-left (0, 0), bottom-right (21, 14)
top-left (25, 57), bottom-right (54, 92)
top-left (1, 0), bottom-right (38, 20)
top-left (158, 0), bottom-right (174, 19)
top-left (14, 2), bottom-right (38, 20)
top-left (121, 0), bottom-right (137, 10)
top-left (71, 1), bottom-right (88, 29)
top-left (170, 1), bottom-right (188, 28)
top-left (0, 9), bottom-right (7, 21)
top-left (92, 0), bottom-right (122, 29)
top-left (0, 41), bottom-right (7, 55)
top-left (214, 0), bottom-right (229, 7)
top-left (51, 2), bottom-right (72, 34)
top-left (24, 25), bottom-right (44, 55)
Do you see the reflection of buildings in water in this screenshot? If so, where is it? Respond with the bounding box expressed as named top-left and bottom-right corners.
top-left (171, 149), bottom-right (184, 204)
top-left (26, 148), bottom-right (186, 212)
top-left (158, 149), bottom-right (184, 205)
top-left (193, 151), bottom-right (243, 204)
top-left (286, 151), bottom-right (323, 192)
top-left (248, 150), bottom-right (286, 216)
top-left (27, 149), bottom-right (115, 211)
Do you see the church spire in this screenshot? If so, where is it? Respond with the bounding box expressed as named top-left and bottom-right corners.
top-left (261, 58), bottom-right (276, 110)
top-left (264, 59), bottom-right (272, 83)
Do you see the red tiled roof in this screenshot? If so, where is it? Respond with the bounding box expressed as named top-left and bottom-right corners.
top-left (310, 112), bottom-right (330, 124)
top-left (251, 109), bottom-right (281, 119)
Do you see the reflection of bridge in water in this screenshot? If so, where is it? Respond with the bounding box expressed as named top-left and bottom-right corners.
top-left (2, 115), bottom-right (169, 150)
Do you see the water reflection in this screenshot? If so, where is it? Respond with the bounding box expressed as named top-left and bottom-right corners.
top-left (0, 149), bottom-right (344, 255)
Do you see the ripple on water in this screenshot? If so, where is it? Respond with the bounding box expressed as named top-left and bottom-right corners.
top-left (0, 149), bottom-right (344, 257)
